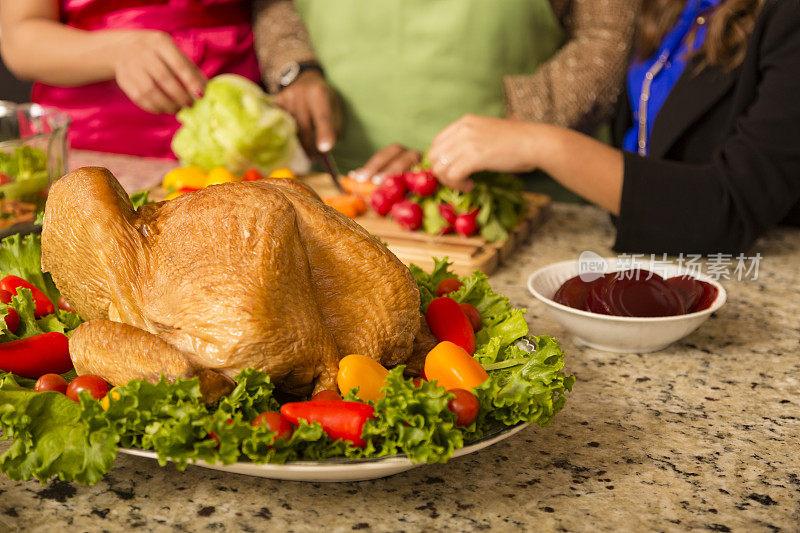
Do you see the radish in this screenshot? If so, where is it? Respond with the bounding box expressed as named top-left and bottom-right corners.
top-left (390, 200), bottom-right (423, 231)
top-left (438, 203), bottom-right (456, 225)
top-left (404, 170), bottom-right (439, 197)
top-left (370, 188), bottom-right (394, 216)
top-left (454, 210), bottom-right (479, 236)
top-left (381, 174), bottom-right (408, 204)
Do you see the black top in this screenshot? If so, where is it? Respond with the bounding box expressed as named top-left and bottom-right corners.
top-left (612, 0), bottom-right (800, 254)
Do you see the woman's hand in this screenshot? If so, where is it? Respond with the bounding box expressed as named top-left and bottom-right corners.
top-left (274, 70), bottom-right (342, 156)
top-left (112, 30), bottom-right (207, 114)
top-left (428, 115), bottom-right (540, 192)
top-left (349, 143), bottom-right (422, 183)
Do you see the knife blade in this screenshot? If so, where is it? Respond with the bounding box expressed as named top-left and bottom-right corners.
top-left (318, 151), bottom-right (345, 193)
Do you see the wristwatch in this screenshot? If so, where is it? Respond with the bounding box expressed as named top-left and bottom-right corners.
top-left (278, 61), bottom-right (324, 89)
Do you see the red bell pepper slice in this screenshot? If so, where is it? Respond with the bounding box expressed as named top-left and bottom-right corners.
top-left (280, 400), bottom-right (375, 447)
top-left (0, 332), bottom-right (72, 378)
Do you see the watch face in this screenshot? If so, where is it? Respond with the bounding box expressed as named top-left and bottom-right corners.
top-left (280, 62), bottom-right (301, 88)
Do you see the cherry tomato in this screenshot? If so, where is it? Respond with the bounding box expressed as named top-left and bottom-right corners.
top-left (0, 173), bottom-right (11, 185)
top-left (252, 411), bottom-right (294, 442)
top-left (208, 418), bottom-right (233, 446)
top-left (412, 377), bottom-right (424, 388)
top-left (448, 389), bottom-right (479, 426)
top-left (436, 278), bottom-right (463, 297)
top-left (311, 389), bottom-right (342, 401)
top-left (34, 373), bottom-right (68, 394)
top-left (66, 374), bottom-right (109, 402)
top-left (459, 302), bottom-right (482, 332)
top-left (57, 296), bottom-right (74, 313)
top-left (426, 297), bottom-right (476, 354)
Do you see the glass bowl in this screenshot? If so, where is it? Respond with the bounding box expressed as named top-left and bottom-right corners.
top-left (0, 101), bottom-right (70, 232)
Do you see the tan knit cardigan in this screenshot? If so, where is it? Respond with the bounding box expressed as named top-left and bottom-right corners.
top-left (253, 0), bottom-right (640, 131)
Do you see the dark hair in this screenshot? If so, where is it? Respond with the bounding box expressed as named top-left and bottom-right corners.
top-left (636, 0), bottom-right (766, 71)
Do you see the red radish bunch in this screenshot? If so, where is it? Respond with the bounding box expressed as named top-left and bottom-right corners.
top-left (370, 174), bottom-right (409, 216)
top-left (368, 170), bottom-right (480, 236)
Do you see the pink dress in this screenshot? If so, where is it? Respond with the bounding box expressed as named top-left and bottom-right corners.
top-left (32, 0), bottom-right (261, 158)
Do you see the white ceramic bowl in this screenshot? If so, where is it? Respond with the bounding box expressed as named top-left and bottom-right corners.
top-left (527, 258), bottom-right (726, 353)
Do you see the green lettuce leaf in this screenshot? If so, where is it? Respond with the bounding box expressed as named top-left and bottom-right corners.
top-left (217, 367), bottom-right (279, 420)
top-left (362, 367), bottom-right (462, 463)
top-left (0, 234), bottom-right (60, 306)
top-left (475, 335), bottom-right (575, 427)
top-left (129, 190), bottom-right (153, 209)
top-left (0, 373), bottom-right (116, 484)
top-left (0, 289), bottom-right (82, 342)
top-left (420, 197), bottom-right (449, 236)
top-left (409, 258), bottom-right (459, 312)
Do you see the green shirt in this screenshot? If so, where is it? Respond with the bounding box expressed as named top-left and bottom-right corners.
top-left (295, 0), bottom-right (563, 172)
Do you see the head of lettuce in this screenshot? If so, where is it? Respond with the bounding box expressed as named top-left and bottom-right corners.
top-left (171, 75), bottom-right (300, 174)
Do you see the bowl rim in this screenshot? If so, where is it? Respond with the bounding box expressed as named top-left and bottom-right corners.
top-left (527, 257), bottom-right (727, 323)
top-left (0, 101), bottom-right (71, 148)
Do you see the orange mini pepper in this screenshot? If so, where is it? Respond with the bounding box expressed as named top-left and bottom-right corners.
top-left (337, 354), bottom-right (389, 402)
top-left (424, 341), bottom-right (488, 391)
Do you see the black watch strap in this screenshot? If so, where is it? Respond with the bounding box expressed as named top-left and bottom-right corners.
top-left (279, 61), bottom-right (324, 89)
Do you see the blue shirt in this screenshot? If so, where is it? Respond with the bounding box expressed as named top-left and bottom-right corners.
top-left (623, 0), bottom-right (721, 154)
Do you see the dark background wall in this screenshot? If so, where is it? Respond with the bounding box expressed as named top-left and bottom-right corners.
top-left (1, 58), bottom-right (33, 103)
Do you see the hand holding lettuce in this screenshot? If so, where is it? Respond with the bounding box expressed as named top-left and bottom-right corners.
top-left (171, 74), bottom-right (302, 175)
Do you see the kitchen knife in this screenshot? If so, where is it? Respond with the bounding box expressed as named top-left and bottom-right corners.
top-left (318, 151), bottom-right (345, 193)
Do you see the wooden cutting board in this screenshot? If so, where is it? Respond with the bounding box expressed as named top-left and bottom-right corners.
top-left (300, 174), bottom-right (551, 276)
top-left (146, 174), bottom-right (550, 276)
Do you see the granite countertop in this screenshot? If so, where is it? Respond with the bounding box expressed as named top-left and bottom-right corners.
top-left (1, 153), bottom-right (798, 532)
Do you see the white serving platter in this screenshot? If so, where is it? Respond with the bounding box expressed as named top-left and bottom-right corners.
top-left (119, 422), bottom-right (528, 482)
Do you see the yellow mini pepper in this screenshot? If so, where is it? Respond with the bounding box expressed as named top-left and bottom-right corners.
top-left (100, 387), bottom-right (121, 411)
top-left (268, 167), bottom-right (295, 179)
top-left (162, 165), bottom-right (207, 191)
top-left (205, 167), bottom-right (239, 186)
top-left (337, 354), bottom-right (389, 402)
top-left (424, 341), bottom-right (488, 391)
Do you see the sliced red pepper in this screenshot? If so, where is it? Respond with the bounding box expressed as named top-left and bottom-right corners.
top-left (0, 332), bottom-right (72, 378)
top-left (0, 289), bottom-right (19, 333)
top-left (2, 308), bottom-right (19, 334)
top-left (0, 275), bottom-right (55, 318)
top-left (280, 400), bottom-right (375, 447)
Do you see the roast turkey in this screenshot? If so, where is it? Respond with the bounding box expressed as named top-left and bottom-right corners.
top-left (41, 167), bottom-right (424, 396)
